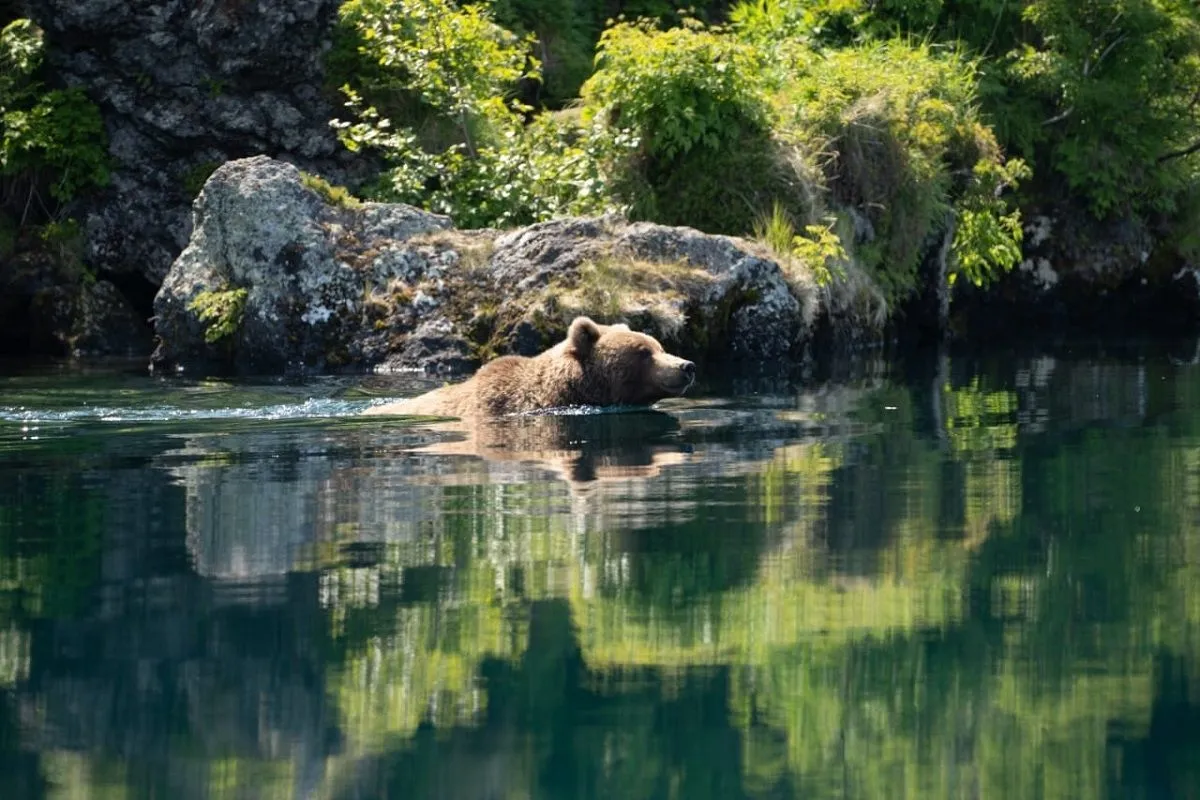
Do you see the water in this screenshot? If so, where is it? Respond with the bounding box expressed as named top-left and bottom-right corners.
top-left (2, 345), bottom-right (1200, 799)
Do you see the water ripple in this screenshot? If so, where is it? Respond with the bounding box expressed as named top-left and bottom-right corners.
top-left (0, 397), bottom-right (378, 424)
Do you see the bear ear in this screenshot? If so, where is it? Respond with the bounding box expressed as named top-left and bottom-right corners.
top-left (609, 322), bottom-right (631, 332)
top-left (567, 316), bottom-right (602, 357)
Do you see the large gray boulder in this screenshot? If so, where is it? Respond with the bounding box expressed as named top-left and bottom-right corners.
top-left (152, 156), bottom-right (819, 375)
top-left (152, 156), bottom-right (451, 373)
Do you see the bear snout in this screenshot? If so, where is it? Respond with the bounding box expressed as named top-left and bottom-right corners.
top-left (656, 355), bottom-right (696, 395)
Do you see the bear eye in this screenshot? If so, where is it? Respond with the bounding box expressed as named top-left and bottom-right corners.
top-left (639, 346), bottom-right (653, 359)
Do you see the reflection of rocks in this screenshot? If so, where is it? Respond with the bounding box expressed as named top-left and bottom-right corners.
top-left (168, 433), bottom-right (331, 581)
top-left (3, 450), bottom-right (339, 799)
top-left (960, 349), bottom-right (1186, 437)
top-left (169, 401), bottom-right (845, 582)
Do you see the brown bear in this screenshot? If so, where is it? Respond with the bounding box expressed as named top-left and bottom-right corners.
top-left (364, 316), bottom-right (696, 417)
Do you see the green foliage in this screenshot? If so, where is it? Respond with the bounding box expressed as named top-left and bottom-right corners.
top-left (417, 112), bottom-right (615, 228)
top-left (754, 201), bottom-right (845, 286)
top-left (333, 0), bottom-right (619, 227)
top-left (999, 0), bottom-right (1200, 218)
top-left (300, 170), bottom-right (362, 208)
top-left (793, 218), bottom-right (850, 286)
top-left (578, 16), bottom-right (807, 234)
top-left (335, 0), bottom-right (535, 156)
top-left (180, 160), bottom-right (221, 199)
top-left (775, 39), bottom-right (1026, 298)
top-left (582, 17), bottom-right (770, 162)
top-left (0, 19), bottom-right (108, 208)
top-left (951, 158), bottom-right (1032, 286)
top-left (0, 18), bottom-right (39, 93)
top-left (189, 288), bottom-right (248, 344)
top-left (737, 0), bottom-right (1200, 225)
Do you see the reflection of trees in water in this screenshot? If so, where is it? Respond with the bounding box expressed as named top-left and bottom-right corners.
top-left (16, 574), bottom-right (340, 799)
top-left (330, 600), bottom-right (754, 800)
top-left (7, 354), bottom-right (1200, 795)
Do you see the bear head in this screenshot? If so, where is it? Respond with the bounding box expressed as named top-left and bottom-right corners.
top-left (564, 316), bottom-right (696, 406)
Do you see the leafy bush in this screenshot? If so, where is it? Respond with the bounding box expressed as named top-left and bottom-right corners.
top-left (579, 16), bottom-right (812, 233)
top-left (733, 0), bottom-right (1200, 224)
top-left (0, 19), bottom-right (108, 218)
top-left (335, 0), bottom-right (534, 153)
top-left (774, 40), bottom-right (1027, 296)
top-left (583, 17), bottom-right (769, 161)
top-left (1000, 0), bottom-right (1200, 218)
top-left (333, 0), bottom-right (620, 227)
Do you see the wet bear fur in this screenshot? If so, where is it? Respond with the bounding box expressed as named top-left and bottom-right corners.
top-left (364, 316), bottom-right (696, 418)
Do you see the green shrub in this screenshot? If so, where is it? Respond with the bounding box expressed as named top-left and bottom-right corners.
top-left (582, 17), bottom-right (770, 162)
top-left (579, 16), bottom-right (811, 234)
top-left (189, 288), bottom-right (248, 344)
top-left (733, 0), bottom-right (1200, 224)
top-left (0, 19), bottom-right (108, 211)
top-left (775, 40), bottom-right (1026, 297)
top-left (333, 0), bottom-right (535, 156)
top-left (332, 0), bottom-right (620, 227)
top-left (1001, 0), bottom-right (1200, 218)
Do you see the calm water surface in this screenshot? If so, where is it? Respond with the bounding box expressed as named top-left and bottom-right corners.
top-left (2, 346), bottom-right (1200, 799)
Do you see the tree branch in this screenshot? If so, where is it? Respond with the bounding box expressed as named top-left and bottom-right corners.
top-left (1158, 139), bottom-right (1200, 164)
top-left (1042, 107), bottom-right (1073, 126)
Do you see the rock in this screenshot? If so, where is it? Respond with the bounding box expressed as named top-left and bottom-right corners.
top-left (151, 156), bottom-right (450, 373)
top-left (0, 246), bottom-right (151, 358)
top-left (377, 318), bottom-right (479, 375)
top-left (23, 0), bottom-right (359, 303)
top-left (950, 205), bottom-right (1200, 338)
top-left (490, 215), bottom-right (621, 291)
top-left (70, 280), bottom-right (152, 357)
top-left (710, 256), bottom-right (803, 361)
top-left (152, 156), bottom-right (819, 375)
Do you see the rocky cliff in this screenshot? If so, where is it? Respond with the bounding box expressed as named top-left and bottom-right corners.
top-left (21, 0), bottom-right (357, 334)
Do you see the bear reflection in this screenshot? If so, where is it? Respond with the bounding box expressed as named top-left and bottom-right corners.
top-left (401, 407), bottom-right (693, 489)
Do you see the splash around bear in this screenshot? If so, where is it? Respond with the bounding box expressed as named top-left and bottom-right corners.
top-left (364, 316), bottom-right (696, 418)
